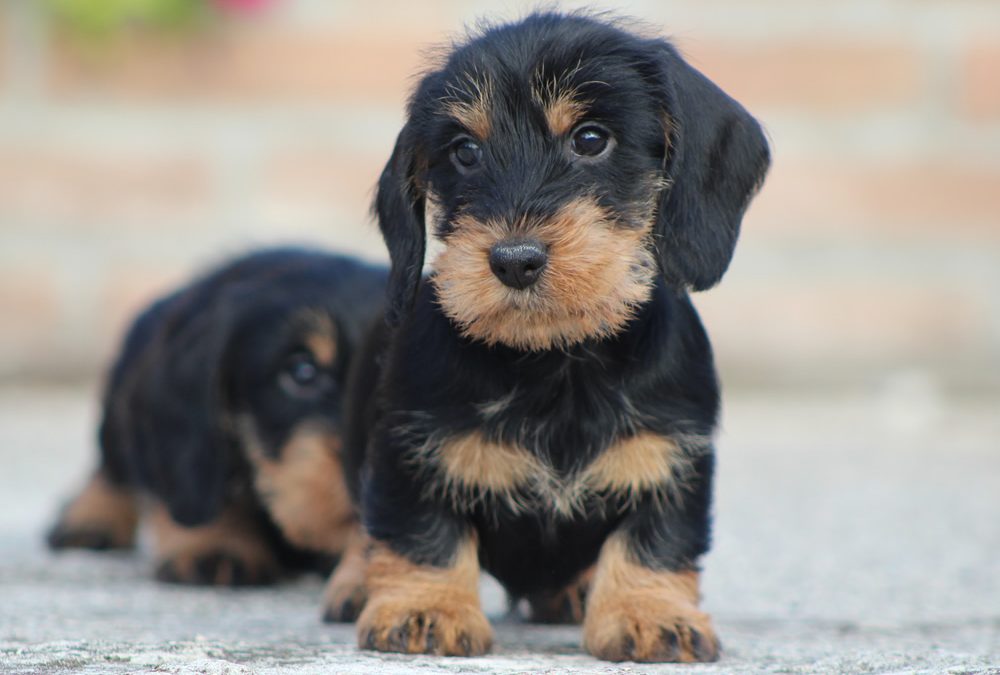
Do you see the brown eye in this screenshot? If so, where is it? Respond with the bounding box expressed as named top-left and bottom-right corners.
top-left (570, 124), bottom-right (611, 157)
top-left (450, 136), bottom-right (482, 172)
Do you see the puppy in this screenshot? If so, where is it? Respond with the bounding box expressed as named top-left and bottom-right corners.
top-left (48, 248), bottom-right (387, 589)
top-left (325, 12), bottom-right (770, 663)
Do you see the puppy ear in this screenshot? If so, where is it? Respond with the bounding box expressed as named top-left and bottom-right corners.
top-left (127, 297), bottom-right (236, 527)
top-left (374, 123), bottom-right (427, 325)
top-left (651, 42), bottom-right (771, 291)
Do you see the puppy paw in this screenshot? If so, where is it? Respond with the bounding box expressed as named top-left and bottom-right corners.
top-left (357, 598), bottom-right (492, 656)
top-left (47, 474), bottom-right (137, 551)
top-left (584, 605), bottom-right (719, 663)
top-left (322, 577), bottom-right (367, 623)
top-left (47, 522), bottom-right (129, 551)
top-left (155, 549), bottom-right (280, 587)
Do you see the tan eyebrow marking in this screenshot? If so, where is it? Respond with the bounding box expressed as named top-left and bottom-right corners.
top-left (443, 73), bottom-right (494, 139)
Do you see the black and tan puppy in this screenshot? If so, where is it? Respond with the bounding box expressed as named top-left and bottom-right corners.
top-left (326, 12), bottom-right (770, 663)
top-left (48, 248), bottom-right (387, 590)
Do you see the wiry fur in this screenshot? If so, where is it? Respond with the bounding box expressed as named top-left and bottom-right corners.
top-left (48, 248), bottom-right (387, 593)
top-left (432, 197), bottom-right (657, 351)
top-left (342, 11), bottom-right (770, 663)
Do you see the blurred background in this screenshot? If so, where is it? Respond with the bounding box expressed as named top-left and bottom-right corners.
top-left (1, 0), bottom-right (998, 398)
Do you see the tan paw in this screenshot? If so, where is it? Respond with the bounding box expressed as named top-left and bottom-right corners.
top-left (584, 605), bottom-right (719, 662)
top-left (357, 597), bottom-right (492, 656)
top-left (322, 568), bottom-right (368, 622)
top-left (321, 525), bottom-right (370, 622)
top-left (155, 548), bottom-right (280, 587)
top-left (47, 473), bottom-right (137, 551)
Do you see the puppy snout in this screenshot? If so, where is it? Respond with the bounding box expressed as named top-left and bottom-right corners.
top-left (489, 240), bottom-right (548, 290)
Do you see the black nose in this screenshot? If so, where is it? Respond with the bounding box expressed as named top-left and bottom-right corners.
top-left (489, 239), bottom-right (548, 290)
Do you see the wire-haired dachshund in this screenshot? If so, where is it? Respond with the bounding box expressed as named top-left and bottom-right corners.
top-left (327, 11), bottom-right (770, 663)
top-left (48, 248), bottom-right (387, 595)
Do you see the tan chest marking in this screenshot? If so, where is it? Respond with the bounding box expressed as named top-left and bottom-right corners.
top-left (580, 432), bottom-right (685, 498)
top-left (424, 430), bottom-right (688, 516)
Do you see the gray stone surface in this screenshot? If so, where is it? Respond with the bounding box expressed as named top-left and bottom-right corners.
top-left (1, 385), bottom-right (998, 674)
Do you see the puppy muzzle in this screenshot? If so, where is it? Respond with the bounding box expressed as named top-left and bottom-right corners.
top-left (488, 239), bottom-right (548, 290)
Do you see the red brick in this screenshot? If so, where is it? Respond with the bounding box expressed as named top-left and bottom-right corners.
top-left (0, 145), bottom-right (213, 227)
top-left (747, 158), bottom-right (1000, 238)
top-left (97, 264), bottom-right (185, 350)
top-left (683, 40), bottom-right (925, 113)
top-left (46, 22), bottom-right (438, 104)
top-left (0, 266), bottom-right (61, 357)
top-left (259, 147), bottom-right (385, 222)
top-left (961, 41), bottom-right (1000, 121)
top-left (697, 281), bottom-right (988, 370)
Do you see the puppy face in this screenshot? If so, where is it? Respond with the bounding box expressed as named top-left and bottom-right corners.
top-left (375, 14), bottom-right (770, 349)
top-left (425, 43), bottom-right (670, 350)
top-left (227, 303), bottom-right (347, 455)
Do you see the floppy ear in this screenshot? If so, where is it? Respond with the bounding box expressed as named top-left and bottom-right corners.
top-left (125, 295), bottom-right (237, 527)
top-left (374, 123), bottom-right (427, 326)
top-left (651, 42), bottom-right (771, 291)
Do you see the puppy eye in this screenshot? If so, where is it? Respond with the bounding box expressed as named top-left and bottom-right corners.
top-left (279, 351), bottom-right (331, 399)
top-left (450, 136), bottom-right (482, 173)
top-left (570, 124), bottom-right (611, 158)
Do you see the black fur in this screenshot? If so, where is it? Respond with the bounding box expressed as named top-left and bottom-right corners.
top-left (56, 247), bottom-right (387, 572)
top-left (348, 8), bottom-right (769, 622)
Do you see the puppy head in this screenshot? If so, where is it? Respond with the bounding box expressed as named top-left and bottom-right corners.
top-left (118, 252), bottom-right (379, 526)
top-left (376, 12), bottom-right (770, 350)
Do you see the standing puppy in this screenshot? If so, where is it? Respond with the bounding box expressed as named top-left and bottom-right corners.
top-left (49, 248), bottom-right (386, 588)
top-left (330, 13), bottom-right (770, 662)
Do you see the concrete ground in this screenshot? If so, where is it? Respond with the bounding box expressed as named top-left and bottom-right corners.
top-left (1, 384), bottom-right (998, 674)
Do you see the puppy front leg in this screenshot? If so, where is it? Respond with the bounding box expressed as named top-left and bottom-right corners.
top-left (583, 454), bottom-right (719, 662)
top-left (356, 516), bottom-right (492, 656)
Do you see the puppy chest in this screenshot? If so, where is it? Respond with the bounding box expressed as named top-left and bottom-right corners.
top-left (414, 428), bottom-right (687, 517)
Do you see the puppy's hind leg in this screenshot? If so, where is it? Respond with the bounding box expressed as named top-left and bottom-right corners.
top-left (47, 470), bottom-right (139, 551)
top-left (526, 565), bottom-right (594, 624)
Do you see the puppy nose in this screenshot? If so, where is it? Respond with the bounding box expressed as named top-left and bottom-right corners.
top-left (489, 240), bottom-right (548, 289)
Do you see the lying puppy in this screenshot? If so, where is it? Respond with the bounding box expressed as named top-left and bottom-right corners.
top-left (326, 12), bottom-right (770, 663)
top-left (48, 248), bottom-right (387, 588)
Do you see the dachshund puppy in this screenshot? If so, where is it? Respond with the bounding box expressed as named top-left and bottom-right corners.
top-left (327, 13), bottom-right (770, 662)
top-left (48, 248), bottom-right (387, 589)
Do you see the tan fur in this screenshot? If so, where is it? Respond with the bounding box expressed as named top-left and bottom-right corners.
top-left (428, 430), bottom-right (540, 507)
top-left (416, 429), bottom-right (690, 517)
top-left (444, 74), bottom-right (493, 139)
top-left (582, 432), bottom-right (688, 502)
top-left (432, 196), bottom-right (657, 351)
top-left (543, 91), bottom-right (587, 136)
top-left (583, 533), bottom-right (719, 662)
top-left (322, 525), bottom-right (372, 621)
top-left (305, 329), bottom-right (337, 367)
top-left (528, 565), bottom-right (594, 624)
top-left (149, 503), bottom-right (279, 585)
top-left (243, 422), bottom-right (355, 555)
top-left (531, 67), bottom-right (590, 136)
top-left (51, 471), bottom-right (138, 548)
top-left (357, 537), bottom-right (492, 656)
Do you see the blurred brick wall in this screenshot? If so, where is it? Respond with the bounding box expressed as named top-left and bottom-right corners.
top-left (1, 0), bottom-right (998, 392)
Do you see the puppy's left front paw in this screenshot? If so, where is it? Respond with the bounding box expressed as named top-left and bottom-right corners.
top-left (357, 597), bottom-right (493, 656)
top-left (584, 604), bottom-right (719, 663)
